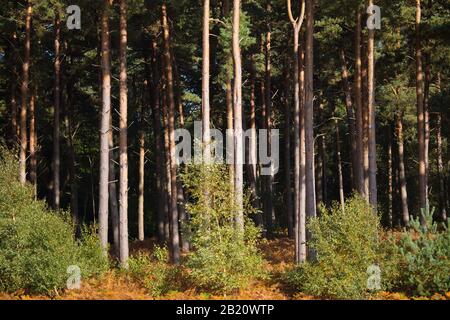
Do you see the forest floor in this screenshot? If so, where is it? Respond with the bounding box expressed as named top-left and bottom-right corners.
top-left (1, 238), bottom-right (449, 300)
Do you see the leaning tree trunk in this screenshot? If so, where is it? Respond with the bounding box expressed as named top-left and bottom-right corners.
top-left (52, 11), bottom-right (61, 210)
top-left (19, 0), bottom-right (32, 185)
top-left (119, 0), bottom-right (129, 267)
top-left (162, 1), bottom-right (180, 263)
top-left (232, 0), bottom-right (244, 233)
top-left (98, 0), bottom-right (112, 252)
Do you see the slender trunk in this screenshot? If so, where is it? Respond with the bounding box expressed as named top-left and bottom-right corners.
top-left (367, 0), bottom-right (377, 210)
top-left (335, 119), bottom-right (345, 213)
top-left (109, 116), bottom-right (120, 257)
top-left (138, 120), bottom-right (145, 241)
top-left (99, 0), bottom-right (112, 252)
top-left (284, 56), bottom-right (293, 238)
top-left (232, 0), bottom-right (244, 233)
top-left (339, 48), bottom-right (357, 190)
top-left (19, 0), bottom-right (32, 185)
top-left (148, 38), bottom-right (166, 244)
top-left (264, 3), bottom-right (274, 237)
top-left (415, 0), bottom-right (427, 223)
top-left (29, 85), bottom-right (37, 198)
top-left (305, 0), bottom-right (316, 262)
top-left (162, 1), bottom-right (180, 263)
top-left (9, 31), bottom-right (18, 145)
top-left (287, 0), bottom-right (306, 264)
top-left (387, 125), bottom-right (393, 227)
top-left (362, 38), bottom-right (370, 201)
top-left (52, 11), bottom-right (61, 210)
top-left (424, 54), bottom-right (430, 209)
top-left (119, 0), bottom-right (129, 267)
top-left (396, 112), bottom-right (410, 227)
top-left (436, 113), bottom-right (447, 222)
top-left (202, 0), bottom-right (211, 161)
top-left (354, 9), bottom-right (365, 195)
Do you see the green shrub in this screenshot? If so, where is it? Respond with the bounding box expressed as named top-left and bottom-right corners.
top-left (181, 163), bottom-right (266, 294)
top-left (0, 147), bottom-right (108, 295)
top-left (382, 209), bottom-right (450, 297)
top-left (285, 196), bottom-right (382, 299)
top-left (128, 246), bottom-right (182, 297)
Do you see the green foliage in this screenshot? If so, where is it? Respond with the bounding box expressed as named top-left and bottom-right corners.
top-left (0, 147), bottom-right (108, 295)
top-left (128, 246), bottom-right (183, 297)
top-left (382, 209), bottom-right (450, 297)
top-left (181, 163), bottom-right (266, 294)
top-left (285, 196), bottom-right (382, 299)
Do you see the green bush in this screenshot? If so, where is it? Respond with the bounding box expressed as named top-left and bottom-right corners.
top-left (128, 246), bottom-right (183, 297)
top-left (285, 196), bottom-right (382, 299)
top-left (181, 163), bottom-right (266, 294)
top-left (0, 147), bottom-right (108, 295)
top-left (382, 209), bottom-right (450, 297)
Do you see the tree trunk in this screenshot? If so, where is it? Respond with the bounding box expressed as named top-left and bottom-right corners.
top-left (367, 0), bottom-right (377, 210)
top-left (9, 31), bottom-right (18, 145)
top-left (354, 8), bottom-right (365, 195)
top-left (29, 84), bottom-right (37, 198)
top-left (339, 48), bottom-right (358, 190)
top-left (119, 0), bottom-right (129, 267)
top-left (415, 0), bottom-right (427, 223)
top-left (362, 38), bottom-right (370, 201)
top-left (264, 2), bottom-right (274, 237)
top-left (98, 0), bottom-right (112, 252)
top-left (202, 0), bottom-right (211, 162)
top-left (19, 0), bottom-right (32, 185)
top-left (396, 111), bottom-right (410, 227)
top-left (108, 116), bottom-right (120, 257)
top-left (335, 119), bottom-right (345, 213)
top-left (232, 0), bottom-right (244, 233)
top-left (436, 113), bottom-right (447, 222)
top-left (52, 11), bottom-right (61, 210)
top-left (283, 56), bottom-right (293, 238)
top-left (387, 125), bottom-right (393, 227)
top-left (287, 0), bottom-right (306, 264)
top-left (162, 1), bottom-right (180, 263)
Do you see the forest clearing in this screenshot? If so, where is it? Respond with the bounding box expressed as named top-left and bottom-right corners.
top-left (0, 0), bottom-right (450, 303)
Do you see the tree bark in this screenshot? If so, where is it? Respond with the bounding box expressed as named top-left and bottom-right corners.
top-left (99, 0), bottom-right (112, 252)
top-left (396, 111), bottom-right (410, 227)
top-left (436, 113), bottom-right (447, 222)
top-left (29, 84), bottom-right (37, 198)
top-left (52, 11), bottom-right (61, 210)
top-left (119, 0), bottom-right (129, 267)
top-left (232, 0), bottom-right (244, 233)
top-left (283, 56), bottom-right (293, 238)
top-left (202, 0), bottom-right (211, 162)
top-left (19, 0), bottom-right (32, 185)
top-left (415, 0), bottom-right (427, 223)
top-left (335, 119), bottom-right (345, 213)
top-left (162, 1), bottom-right (180, 263)
top-left (287, 0), bottom-right (306, 264)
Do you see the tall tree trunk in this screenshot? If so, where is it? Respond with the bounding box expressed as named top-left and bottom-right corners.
top-left (367, 0), bottom-right (377, 210)
top-left (287, 0), bottom-right (306, 264)
top-left (387, 125), bottom-right (393, 227)
top-left (52, 11), bottom-right (61, 210)
top-left (9, 31), bottom-right (18, 145)
top-left (162, 1), bottom-right (180, 263)
top-left (396, 111), bottom-right (410, 227)
top-left (148, 37), bottom-right (166, 244)
top-left (119, 0), bottom-right (129, 267)
top-left (232, 0), bottom-right (244, 233)
top-left (19, 0), bottom-right (32, 185)
top-left (98, 0), bottom-right (112, 252)
top-left (362, 38), bottom-right (370, 201)
top-left (354, 8), bottom-right (365, 195)
top-left (423, 54), bottom-right (431, 210)
top-left (29, 84), bottom-right (37, 198)
top-left (339, 48), bottom-right (358, 190)
top-left (283, 56), bottom-right (293, 238)
top-left (202, 0), bottom-right (211, 162)
top-left (415, 0), bottom-right (427, 223)
top-left (264, 1), bottom-right (274, 237)
top-left (108, 116), bottom-right (120, 257)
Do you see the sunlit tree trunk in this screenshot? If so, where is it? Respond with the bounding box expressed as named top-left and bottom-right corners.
top-left (99, 0), bottom-right (112, 252)
top-left (287, 0), bottom-right (306, 264)
top-left (335, 119), bottom-right (345, 213)
top-left (202, 0), bottom-right (211, 162)
top-left (396, 111), bottom-right (410, 227)
top-left (119, 0), bottom-right (129, 267)
top-left (436, 113), bottom-right (447, 222)
top-left (415, 0), bottom-right (427, 223)
top-left (19, 0), bottom-right (32, 185)
top-left (232, 0), bottom-right (244, 233)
